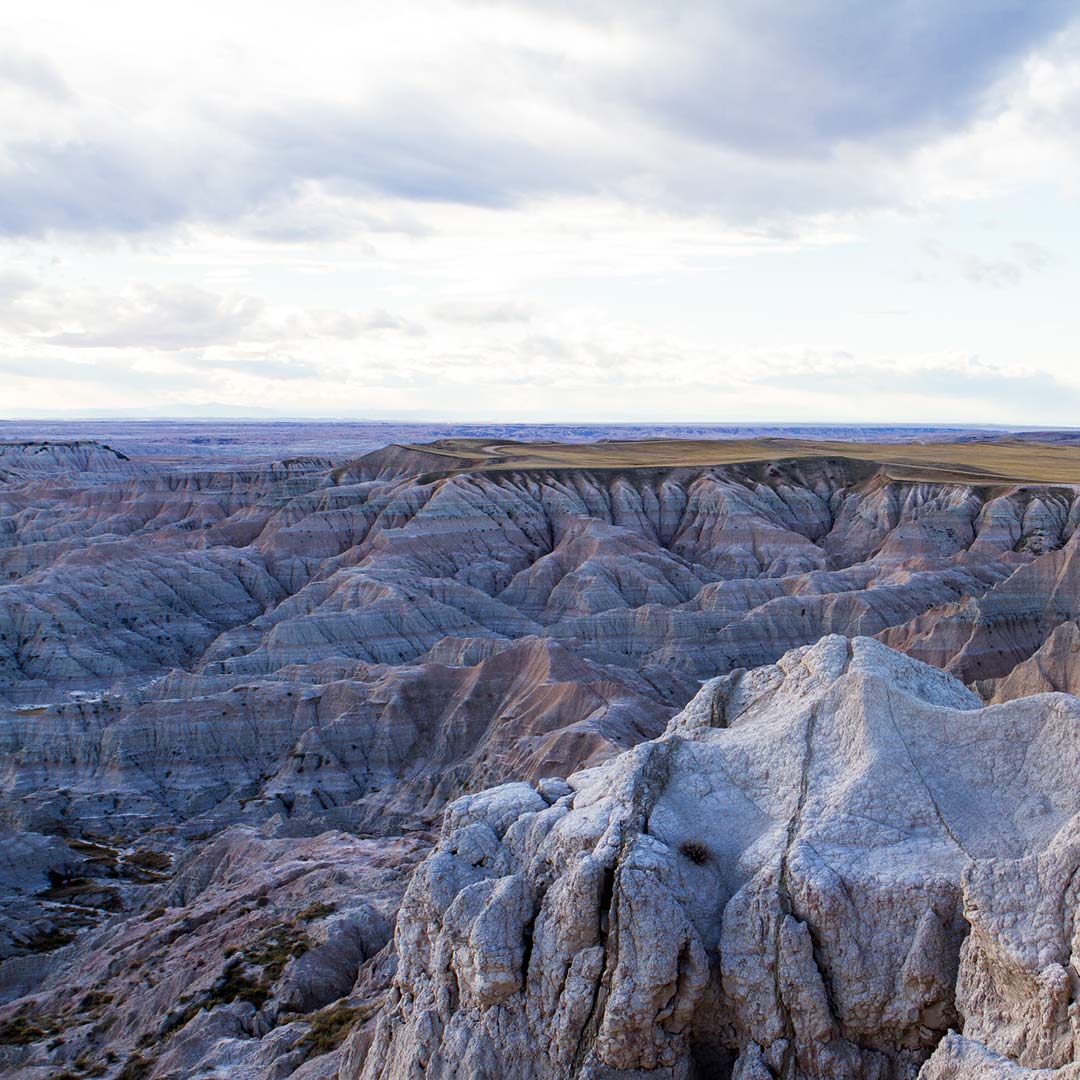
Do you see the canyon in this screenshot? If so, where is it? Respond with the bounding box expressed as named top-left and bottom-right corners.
top-left (1, 425), bottom-right (1079, 1079)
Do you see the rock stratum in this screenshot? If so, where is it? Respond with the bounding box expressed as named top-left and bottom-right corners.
top-left (1, 431), bottom-right (1080, 1078)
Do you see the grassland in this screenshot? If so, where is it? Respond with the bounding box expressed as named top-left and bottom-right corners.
top-left (384, 437), bottom-right (1080, 486)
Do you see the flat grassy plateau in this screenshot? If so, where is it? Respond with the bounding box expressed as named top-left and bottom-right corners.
top-left (389, 437), bottom-right (1080, 486)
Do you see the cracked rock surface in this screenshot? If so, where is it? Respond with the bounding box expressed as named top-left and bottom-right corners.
top-left (359, 637), bottom-right (1080, 1080)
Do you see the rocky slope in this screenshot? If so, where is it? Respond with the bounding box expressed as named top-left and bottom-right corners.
top-left (357, 637), bottom-right (1080, 1080)
top-left (1, 636), bottom-right (682, 842)
top-left (982, 620), bottom-right (1080, 702)
top-left (0, 825), bottom-right (429, 1079)
top-left (0, 441), bottom-right (133, 482)
top-left (3, 434), bottom-right (1080, 1078)
top-left (3, 444), bottom-right (1074, 696)
top-left (881, 526), bottom-right (1080, 683)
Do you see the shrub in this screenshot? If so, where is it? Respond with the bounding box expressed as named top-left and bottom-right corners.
top-left (679, 840), bottom-right (709, 865)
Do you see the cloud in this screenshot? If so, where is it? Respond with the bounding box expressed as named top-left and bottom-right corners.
top-left (961, 238), bottom-right (1058, 287)
top-left (178, 353), bottom-right (319, 381)
top-left (236, 183), bottom-right (434, 243)
top-left (0, 2), bottom-right (1076, 238)
top-left (603, 1), bottom-right (1077, 155)
top-left (275, 308), bottom-right (427, 341)
top-left (1, 349), bottom-right (319, 388)
top-left (0, 268), bottom-right (36, 302)
top-left (43, 285), bottom-right (265, 349)
top-left (431, 300), bottom-right (533, 324)
top-left (0, 353), bottom-right (193, 391)
top-left (0, 47), bottom-right (71, 103)
top-left (751, 354), bottom-right (1080, 412)
top-left (0, 277), bottom-right (434, 354)
top-left (2, 3), bottom-right (1080, 424)
top-left (920, 237), bottom-right (1059, 288)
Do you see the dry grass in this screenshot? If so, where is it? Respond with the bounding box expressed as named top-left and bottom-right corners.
top-left (124, 849), bottom-right (171, 873)
top-left (387, 437), bottom-right (1080, 486)
top-left (295, 1000), bottom-right (372, 1056)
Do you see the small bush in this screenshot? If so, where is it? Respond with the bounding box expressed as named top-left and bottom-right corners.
top-left (116, 1052), bottom-right (152, 1080)
top-left (246, 925), bottom-right (310, 980)
top-left (679, 840), bottom-right (709, 865)
top-left (126, 849), bottom-right (171, 873)
top-left (0, 1010), bottom-right (60, 1046)
top-left (25, 927), bottom-right (76, 953)
top-left (78, 990), bottom-right (114, 1013)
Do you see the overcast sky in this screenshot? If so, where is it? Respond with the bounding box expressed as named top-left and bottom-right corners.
top-left (2, 1), bottom-right (1079, 422)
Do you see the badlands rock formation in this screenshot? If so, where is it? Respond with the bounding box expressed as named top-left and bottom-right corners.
top-left (1, 635), bottom-right (680, 842)
top-left (0, 441), bottom-right (133, 482)
top-left (1, 825), bottom-right (429, 1079)
top-left (3, 441), bottom-right (1075, 696)
top-left (359, 637), bottom-right (1080, 1080)
top-left (880, 522), bottom-right (1080, 683)
top-left (2, 432), bottom-right (1080, 1078)
top-left (983, 620), bottom-right (1080, 702)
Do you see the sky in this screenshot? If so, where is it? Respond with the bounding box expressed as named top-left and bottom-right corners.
top-left (1, 0), bottom-right (1079, 423)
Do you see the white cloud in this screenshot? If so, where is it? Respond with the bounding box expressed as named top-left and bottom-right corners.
top-left (2, 2), bottom-right (1078, 238)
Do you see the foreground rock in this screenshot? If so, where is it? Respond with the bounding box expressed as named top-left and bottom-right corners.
top-left (0, 825), bottom-right (429, 1079)
top-left (358, 637), bottom-right (1080, 1079)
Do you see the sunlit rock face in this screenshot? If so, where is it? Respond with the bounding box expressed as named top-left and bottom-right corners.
top-left (358, 638), bottom-right (1080, 1080)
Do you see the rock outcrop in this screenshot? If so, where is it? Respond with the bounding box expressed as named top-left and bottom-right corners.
top-left (1, 636), bottom-right (683, 842)
top-left (357, 638), bottom-right (1080, 1080)
top-left (0, 441), bottom-right (132, 482)
top-left (0, 825), bottom-right (429, 1078)
top-left (982, 620), bottom-right (1080, 702)
top-left (880, 527), bottom-right (1080, 683)
top-left (4, 450), bottom-right (1074, 695)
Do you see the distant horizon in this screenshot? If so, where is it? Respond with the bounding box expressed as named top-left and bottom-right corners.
top-left (0, 411), bottom-right (1071, 432)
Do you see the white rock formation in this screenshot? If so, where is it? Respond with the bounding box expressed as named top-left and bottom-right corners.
top-left (356, 637), bottom-right (1080, 1079)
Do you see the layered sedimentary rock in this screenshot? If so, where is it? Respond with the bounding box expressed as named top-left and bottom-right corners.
top-left (359, 637), bottom-right (1080, 1080)
top-left (1, 636), bottom-right (682, 842)
top-left (5, 446), bottom-right (1076, 696)
top-left (881, 526), bottom-right (1080, 683)
top-left (981, 620), bottom-right (1080, 702)
top-left (5, 436), bottom-right (1080, 1078)
top-left (0, 441), bottom-right (133, 482)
